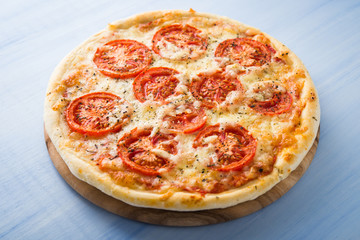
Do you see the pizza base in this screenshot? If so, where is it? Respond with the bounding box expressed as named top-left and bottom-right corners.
top-left (44, 10), bottom-right (320, 211)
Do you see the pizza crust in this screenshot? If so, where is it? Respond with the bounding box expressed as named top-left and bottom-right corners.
top-left (44, 10), bottom-right (320, 211)
top-left (266, 38), bottom-right (320, 179)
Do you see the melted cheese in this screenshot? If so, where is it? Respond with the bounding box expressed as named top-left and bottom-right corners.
top-left (247, 80), bottom-right (287, 102)
top-left (155, 40), bottom-right (192, 60)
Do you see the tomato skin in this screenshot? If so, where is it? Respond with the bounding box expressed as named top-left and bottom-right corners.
top-left (118, 128), bottom-right (178, 176)
top-left (133, 67), bottom-right (180, 103)
top-left (193, 124), bottom-right (257, 172)
top-left (190, 70), bottom-right (243, 108)
top-left (152, 24), bottom-right (208, 60)
top-left (65, 92), bottom-right (130, 136)
top-left (193, 124), bottom-right (220, 148)
top-left (93, 39), bottom-right (152, 79)
top-left (215, 38), bottom-right (272, 67)
top-left (249, 90), bottom-right (293, 115)
top-left (163, 104), bottom-right (207, 134)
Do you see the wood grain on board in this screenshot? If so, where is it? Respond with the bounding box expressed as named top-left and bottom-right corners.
top-left (45, 127), bottom-right (319, 226)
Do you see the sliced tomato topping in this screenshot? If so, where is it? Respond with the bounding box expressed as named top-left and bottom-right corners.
top-left (190, 70), bottom-right (243, 108)
top-left (163, 104), bottom-right (207, 134)
top-left (65, 92), bottom-right (131, 136)
top-left (193, 124), bottom-right (257, 172)
top-left (249, 92), bottom-right (292, 115)
top-left (133, 67), bottom-right (179, 103)
top-left (215, 38), bottom-right (272, 67)
top-left (248, 83), bottom-right (293, 115)
top-left (93, 40), bottom-right (152, 79)
top-left (152, 24), bottom-right (208, 60)
top-left (118, 128), bottom-right (178, 176)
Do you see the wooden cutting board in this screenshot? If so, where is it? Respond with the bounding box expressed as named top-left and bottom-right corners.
top-left (45, 127), bottom-right (319, 226)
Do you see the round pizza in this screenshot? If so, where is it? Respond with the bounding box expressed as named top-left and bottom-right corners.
top-left (44, 9), bottom-right (320, 211)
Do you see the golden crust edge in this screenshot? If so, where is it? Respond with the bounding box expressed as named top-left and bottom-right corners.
top-left (44, 9), bottom-right (320, 211)
top-left (53, 147), bottom-right (281, 211)
top-left (264, 33), bottom-right (321, 179)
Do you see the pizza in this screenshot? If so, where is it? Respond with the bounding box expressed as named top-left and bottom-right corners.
top-left (44, 9), bottom-right (320, 211)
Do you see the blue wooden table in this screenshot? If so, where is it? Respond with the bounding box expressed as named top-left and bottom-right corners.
top-left (1, 0), bottom-right (360, 239)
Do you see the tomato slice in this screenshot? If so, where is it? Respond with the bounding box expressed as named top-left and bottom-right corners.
top-left (248, 83), bottom-right (293, 115)
top-left (193, 124), bottom-right (257, 172)
top-left (118, 128), bottom-right (178, 176)
top-left (152, 24), bottom-right (208, 60)
top-left (93, 40), bottom-right (152, 79)
top-left (163, 104), bottom-right (207, 134)
top-left (249, 92), bottom-right (292, 115)
top-left (190, 70), bottom-right (243, 108)
top-left (65, 92), bottom-right (131, 136)
top-left (215, 38), bottom-right (271, 67)
top-left (133, 67), bottom-right (179, 103)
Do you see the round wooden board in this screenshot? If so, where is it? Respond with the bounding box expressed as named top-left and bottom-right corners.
top-left (45, 127), bottom-right (319, 227)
